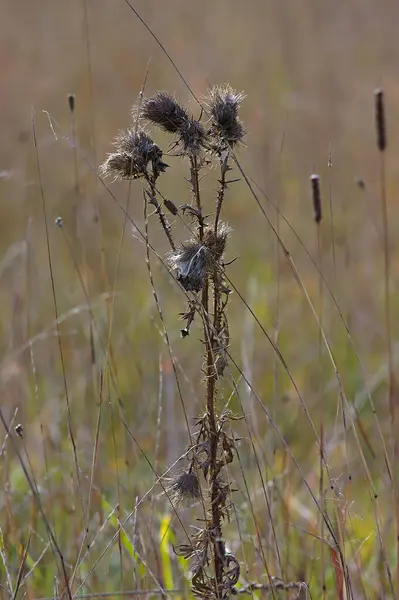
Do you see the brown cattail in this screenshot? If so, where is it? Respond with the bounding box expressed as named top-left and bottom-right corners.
top-left (67, 94), bottom-right (75, 113)
top-left (356, 178), bottom-right (365, 190)
top-left (374, 88), bottom-right (386, 152)
top-left (310, 174), bottom-right (322, 224)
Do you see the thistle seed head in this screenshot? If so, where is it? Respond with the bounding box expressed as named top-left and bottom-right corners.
top-left (138, 92), bottom-right (206, 155)
top-left (203, 222), bottom-right (231, 261)
top-left (100, 128), bottom-right (167, 181)
top-left (168, 241), bottom-right (210, 292)
top-left (167, 470), bottom-right (201, 507)
top-left (139, 91), bottom-right (190, 134)
top-left (179, 117), bottom-right (207, 155)
top-left (100, 152), bottom-right (139, 180)
top-left (168, 224), bottom-right (230, 292)
top-left (205, 84), bottom-right (246, 149)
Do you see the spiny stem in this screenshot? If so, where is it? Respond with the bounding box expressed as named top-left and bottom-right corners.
top-left (190, 155), bottom-right (204, 240)
top-left (214, 152), bottom-right (230, 235)
top-left (146, 176), bottom-right (176, 250)
top-left (189, 149), bottom-right (226, 593)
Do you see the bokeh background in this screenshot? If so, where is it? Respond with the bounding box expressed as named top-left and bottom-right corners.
top-left (1, 1), bottom-right (399, 598)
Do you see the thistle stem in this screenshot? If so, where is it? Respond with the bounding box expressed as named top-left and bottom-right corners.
top-left (190, 155), bottom-right (204, 240)
top-left (214, 152), bottom-right (229, 236)
top-left (146, 177), bottom-right (175, 250)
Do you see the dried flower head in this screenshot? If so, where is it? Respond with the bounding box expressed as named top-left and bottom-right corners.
top-left (139, 91), bottom-right (190, 134)
top-left (100, 128), bottom-right (167, 181)
top-left (205, 85), bottom-right (246, 149)
top-left (168, 241), bottom-right (210, 292)
top-left (168, 223), bottom-right (231, 292)
top-left (138, 92), bottom-right (206, 155)
top-left (167, 470), bottom-right (201, 507)
top-left (203, 222), bottom-right (231, 262)
top-left (179, 116), bottom-right (207, 155)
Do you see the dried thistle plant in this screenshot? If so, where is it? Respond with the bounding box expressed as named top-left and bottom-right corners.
top-left (101, 84), bottom-right (245, 599)
top-left (205, 84), bottom-right (246, 151)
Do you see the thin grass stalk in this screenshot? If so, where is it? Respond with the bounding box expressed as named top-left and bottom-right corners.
top-left (271, 129), bottom-right (285, 577)
top-left (32, 111), bottom-right (85, 530)
top-left (0, 409), bottom-right (73, 600)
top-left (229, 376), bottom-right (283, 584)
top-left (311, 173), bottom-right (326, 595)
top-left (374, 88), bottom-right (399, 593)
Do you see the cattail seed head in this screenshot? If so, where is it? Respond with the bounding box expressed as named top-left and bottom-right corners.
top-left (100, 128), bottom-right (167, 181)
top-left (205, 84), bottom-right (246, 149)
top-left (167, 470), bottom-right (201, 507)
top-left (356, 178), bottom-right (365, 190)
top-left (68, 94), bottom-right (75, 113)
top-left (374, 88), bottom-right (386, 152)
top-left (310, 174), bottom-right (322, 224)
top-left (138, 92), bottom-right (206, 155)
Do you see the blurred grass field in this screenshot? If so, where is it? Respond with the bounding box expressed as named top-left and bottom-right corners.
top-left (2, 1), bottom-right (399, 598)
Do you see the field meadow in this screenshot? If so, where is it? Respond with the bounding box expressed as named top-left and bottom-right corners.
top-left (1, 1), bottom-right (399, 598)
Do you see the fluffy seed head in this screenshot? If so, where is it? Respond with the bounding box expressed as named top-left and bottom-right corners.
top-left (138, 92), bottom-right (206, 155)
top-left (167, 471), bottom-right (201, 507)
top-left (206, 84), bottom-right (246, 148)
top-left (179, 117), bottom-right (206, 155)
top-left (139, 92), bottom-right (190, 134)
top-left (100, 128), bottom-right (167, 181)
top-left (168, 241), bottom-right (209, 292)
top-left (203, 222), bottom-right (231, 261)
top-left (168, 224), bottom-right (230, 292)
